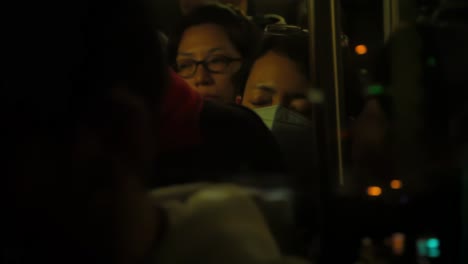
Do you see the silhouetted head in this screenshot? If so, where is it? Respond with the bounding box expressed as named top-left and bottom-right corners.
top-left (3, 0), bottom-right (167, 263)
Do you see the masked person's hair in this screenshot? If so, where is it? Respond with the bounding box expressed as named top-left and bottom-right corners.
top-left (168, 3), bottom-right (261, 95)
top-left (258, 31), bottom-right (311, 83)
top-left (253, 29), bottom-right (312, 111)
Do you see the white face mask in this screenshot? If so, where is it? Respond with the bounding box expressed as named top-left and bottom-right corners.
top-left (253, 105), bottom-right (312, 130)
top-left (252, 105), bottom-right (280, 129)
top-left (253, 104), bottom-right (318, 196)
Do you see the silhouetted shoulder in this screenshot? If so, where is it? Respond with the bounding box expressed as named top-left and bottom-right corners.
top-left (152, 101), bottom-right (285, 188)
top-left (200, 101), bottom-right (285, 174)
top-left (200, 101), bottom-right (271, 130)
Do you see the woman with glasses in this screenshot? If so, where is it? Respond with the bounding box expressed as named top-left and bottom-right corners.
top-left (168, 3), bottom-right (260, 104)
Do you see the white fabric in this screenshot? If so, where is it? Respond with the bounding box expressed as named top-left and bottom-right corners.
top-left (149, 184), bottom-right (310, 264)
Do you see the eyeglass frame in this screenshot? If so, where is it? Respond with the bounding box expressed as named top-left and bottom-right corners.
top-left (264, 24), bottom-right (349, 48)
top-left (264, 24), bottom-right (309, 36)
top-left (174, 55), bottom-right (242, 78)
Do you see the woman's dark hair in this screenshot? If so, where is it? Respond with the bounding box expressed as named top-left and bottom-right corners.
top-left (256, 32), bottom-right (311, 82)
top-left (168, 3), bottom-right (261, 95)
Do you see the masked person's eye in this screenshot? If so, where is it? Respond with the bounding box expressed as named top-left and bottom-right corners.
top-left (249, 94), bottom-right (273, 107)
top-left (248, 85), bottom-right (277, 107)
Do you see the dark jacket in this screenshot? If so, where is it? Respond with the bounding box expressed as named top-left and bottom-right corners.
top-left (151, 71), bottom-right (285, 188)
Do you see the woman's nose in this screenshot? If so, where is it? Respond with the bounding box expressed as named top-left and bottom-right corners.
top-left (194, 65), bottom-right (214, 87)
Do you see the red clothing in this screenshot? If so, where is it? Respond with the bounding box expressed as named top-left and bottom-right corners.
top-left (159, 69), bottom-right (203, 152)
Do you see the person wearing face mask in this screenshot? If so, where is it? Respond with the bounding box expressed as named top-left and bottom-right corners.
top-left (242, 25), bottom-right (314, 125)
top-left (242, 26), bottom-right (320, 247)
top-left (168, 4), bottom-right (260, 104)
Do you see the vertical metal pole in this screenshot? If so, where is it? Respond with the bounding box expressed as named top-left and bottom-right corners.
top-left (308, 0), bottom-right (344, 188)
top-left (330, 0), bottom-right (345, 186)
top-left (308, 0), bottom-right (317, 87)
top-left (383, 0), bottom-right (400, 42)
top-left (383, 0), bottom-right (392, 42)
top-left (308, 1), bottom-right (351, 261)
top-left (461, 147), bottom-right (468, 264)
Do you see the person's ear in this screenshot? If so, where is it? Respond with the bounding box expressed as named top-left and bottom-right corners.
top-left (235, 95), bottom-right (242, 105)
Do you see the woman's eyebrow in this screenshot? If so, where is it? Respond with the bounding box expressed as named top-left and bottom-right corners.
top-left (178, 47), bottom-right (226, 58)
top-left (208, 47), bottom-right (226, 53)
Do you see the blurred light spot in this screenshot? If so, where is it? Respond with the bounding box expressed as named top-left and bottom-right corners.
top-left (417, 238), bottom-right (441, 258)
top-left (367, 186), bottom-right (382, 196)
top-left (355, 44), bottom-right (368, 55)
top-left (427, 237), bottom-right (441, 258)
top-left (391, 180), bottom-right (402, 189)
top-left (367, 84), bottom-right (384, 95)
top-left (392, 233), bottom-right (405, 256)
top-left (427, 238), bottom-right (439, 248)
top-left (359, 68), bottom-right (368, 75)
